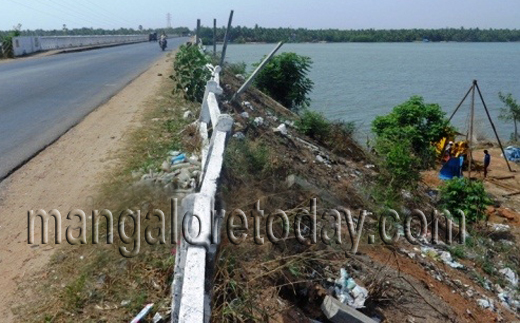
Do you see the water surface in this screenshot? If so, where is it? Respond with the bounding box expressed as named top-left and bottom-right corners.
top-left (222, 42), bottom-right (520, 140)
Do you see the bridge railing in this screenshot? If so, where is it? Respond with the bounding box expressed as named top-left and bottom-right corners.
top-left (12, 34), bottom-right (150, 56)
top-left (170, 63), bottom-right (232, 323)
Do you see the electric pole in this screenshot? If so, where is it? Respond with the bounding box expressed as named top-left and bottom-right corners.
top-left (166, 13), bottom-right (172, 29)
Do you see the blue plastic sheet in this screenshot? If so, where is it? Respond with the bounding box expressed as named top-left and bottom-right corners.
top-left (504, 146), bottom-right (520, 162)
top-left (439, 156), bottom-right (463, 180)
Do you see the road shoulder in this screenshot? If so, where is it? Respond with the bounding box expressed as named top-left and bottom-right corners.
top-left (0, 53), bottom-right (174, 321)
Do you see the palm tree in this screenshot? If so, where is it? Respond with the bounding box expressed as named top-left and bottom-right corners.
top-left (498, 92), bottom-right (520, 142)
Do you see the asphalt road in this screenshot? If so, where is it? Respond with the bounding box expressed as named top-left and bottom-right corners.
top-left (0, 38), bottom-right (188, 180)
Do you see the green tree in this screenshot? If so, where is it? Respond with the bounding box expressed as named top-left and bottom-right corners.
top-left (372, 96), bottom-right (454, 168)
top-left (439, 177), bottom-right (492, 223)
top-left (498, 92), bottom-right (520, 142)
top-left (254, 52), bottom-right (314, 111)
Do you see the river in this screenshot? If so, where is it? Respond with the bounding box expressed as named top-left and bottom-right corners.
top-left (220, 42), bottom-right (520, 141)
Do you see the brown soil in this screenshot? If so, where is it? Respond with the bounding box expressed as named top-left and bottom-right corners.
top-left (0, 54), bottom-right (173, 321)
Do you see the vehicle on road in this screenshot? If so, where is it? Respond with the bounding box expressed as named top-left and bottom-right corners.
top-left (159, 36), bottom-right (167, 51)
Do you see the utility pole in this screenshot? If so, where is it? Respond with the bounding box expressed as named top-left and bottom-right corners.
top-left (213, 18), bottom-right (217, 56)
top-left (166, 13), bottom-right (172, 29)
top-left (220, 10), bottom-right (234, 67)
top-left (468, 82), bottom-right (476, 179)
top-left (195, 19), bottom-right (201, 45)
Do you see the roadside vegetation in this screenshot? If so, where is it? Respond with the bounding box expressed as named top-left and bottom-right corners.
top-left (0, 26), bottom-right (21, 58)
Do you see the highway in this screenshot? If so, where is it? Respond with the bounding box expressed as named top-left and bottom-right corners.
top-left (0, 38), bottom-right (188, 180)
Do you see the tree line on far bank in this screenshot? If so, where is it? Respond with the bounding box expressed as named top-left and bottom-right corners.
top-left (199, 26), bottom-right (520, 44)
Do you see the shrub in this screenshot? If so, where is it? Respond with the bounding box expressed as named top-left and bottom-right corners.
top-left (295, 109), bottom-right (331, 141)
top-left (227, 61), bottom-right (247, 75)
top-left (225, 139), bottom-right (271, 178)
top-left (375, 136), bottom-right (421, 190)
top-left (439, 177), bottom-right (492, 223)
top-left (171, 43), bottom-right (211, 102)
top-left (372, 96), bottom-right (454, 169)
top-left (254, 52), bottom-right (314, 111)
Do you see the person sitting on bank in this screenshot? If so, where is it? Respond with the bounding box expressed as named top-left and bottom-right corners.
top-left (484, 150), bottom-right (491, 178)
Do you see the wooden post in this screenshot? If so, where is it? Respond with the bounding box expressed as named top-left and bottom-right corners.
top-left (468, 82), bottom-right (476, 179)
top-left (474, 81), bottom-right (514, 172)
top-left (219, 10), bottom-right (234, 67)
top-left (195, 19), bottom-right (201, 45)
top-left (230, 41), bottom-right (284, 102)
top-left (448, 85), bottom-right (473, 122)
top-left (213, 19), bottom-right (217, 56)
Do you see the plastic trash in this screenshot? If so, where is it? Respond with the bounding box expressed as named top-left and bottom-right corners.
top-left (233, 132), bottom-right (245, 140)
top-left (171, 153), bottom-right (186, 165)
top-left (274, 124), bottom-right (288, 135)
top-left (499, 268), bottom-right (518, 287)
top-left (421, 247), bottom-right (464, 269)
top-left (131, 303), bottom-right (154, 323)
top-left (334, 268), bottom-right (368, 309)
top-left (253, 117), bottom-right (264, 126)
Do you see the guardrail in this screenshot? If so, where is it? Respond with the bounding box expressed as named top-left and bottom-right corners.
top-left (12, 35), bottom-right (149, 57)
top-left (170, 64), bottom-right (233, 322)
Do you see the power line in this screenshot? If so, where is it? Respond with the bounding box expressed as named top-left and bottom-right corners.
top-left (6, 0), bottom-right (79, 27)
top-left (33, 0), bottom-right (117, 29)
top-left (39, 0), bottom-right (119, 29)
top-left (80, 0), bottom-right (136, 27)
top-left (69, 0), bottom-right (135, 28)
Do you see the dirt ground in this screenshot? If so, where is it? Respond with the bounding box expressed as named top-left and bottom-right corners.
top-left (0, 53), bottom-right (173, 321)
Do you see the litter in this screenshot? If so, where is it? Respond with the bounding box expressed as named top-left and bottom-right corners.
top-left (499, 268), bottom-right (518, 287)
top-left (233, 132), bottom-right (245, 140)
top-left (273, 124), bottom-right (288, 136)
top-left (491, 223), bottom-right (510, 232)
top-left (131, 303), bottom-right (154, 323)
top-left (153, 312), bottom-right (164, 323)
top-left (240, 112), bottom-right (249, 118)
top-left (171, 153), bottom-right (187, 165)
top-left (421, 247), bottom-right (464, 269)
top-left (253, 117), bottom-right (264, 126)
top-left (334, 268), bottom-right (368, 309)
top-left (477, 298), bottom-right (494, 310)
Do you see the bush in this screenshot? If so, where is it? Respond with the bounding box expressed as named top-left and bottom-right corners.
top-left (295, 109), bottom-right (331, 141)
top-left (439, 177), bottom-right (492, 223)
top-left (227, 61), bottom-right (247, 75)
top-left (225, 139), bottom-right (271, 178)
top-left (375, 136), bottom-right (421, 190)
top-left (171, 43), bottom-right (211, 102)
top-left (254, 52), bottom-right (314, 111)
top-left (372, 96), bottom-right (454, 169)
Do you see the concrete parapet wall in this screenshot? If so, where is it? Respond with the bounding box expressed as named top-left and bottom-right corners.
top-left (12, 35), bottom-right (148, 56)
top-left (170, 63), bottom-right (231, 322)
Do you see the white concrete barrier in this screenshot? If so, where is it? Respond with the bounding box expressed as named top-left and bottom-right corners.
top-left (170, 62), bottom-right (232, 322)
top-left (12, 36), bottom-right (42, 57)
top-left (12, 35), bottom-right (148, 56)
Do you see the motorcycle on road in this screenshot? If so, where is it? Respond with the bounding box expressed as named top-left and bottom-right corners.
top-left (159, 38), bottom-right (167, 51)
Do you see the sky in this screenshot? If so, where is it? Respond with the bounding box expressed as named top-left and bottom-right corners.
top-left (2, 0), bottom-right (520, 31)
